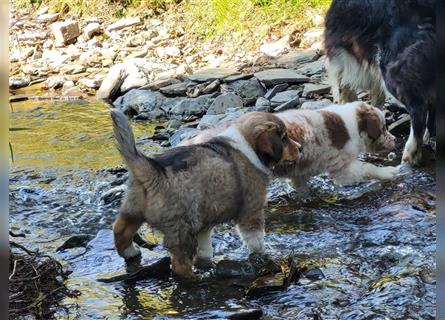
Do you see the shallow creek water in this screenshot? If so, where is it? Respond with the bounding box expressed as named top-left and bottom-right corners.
top-left (10, 95), bottom-right (436, 319)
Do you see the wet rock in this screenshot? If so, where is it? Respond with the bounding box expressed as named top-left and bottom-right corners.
top-left (63, 86), bottom-right (83, 97)
top-left (221, 78), bottom-right (266, 105)
top-left (260, 35), bottom-right (290, 57)
top-left (37, 13), bottom-right (59, 23)
top-left (50, 20), bottom-right (80, 45)
top-left (84, 22), bottom-right (102, 39)
top-left (189, 67), bottom-right (240, 82)
top-left (302, 83), bottom-right (331, 98)
top-left (264, 83), bottom-right (289, 100)
top-left (206, 93), bottom-right (243, 115)
top-left (160, 81), bottom-right (192, 96)
top-left (215, 260), bottom-right (256, 279)
top-left (169, 127), bottom-right (199, 146)
top-left (101, 184), bottom-right (127, 204)
top-left (9, 94), bottom-right (29, 103)
top-left (246, 273), bottom-right (286, 297)
top-left (56, 234), bottom-right (94, 251)
top-left (98, 256), bottom-right (171, 283)
top-left (166, 119), bottom-right (182, 130)
top-left (389, 114), bottom-right (411, 136)
top-left (9, 76), bottom-right (31, 89)
top-left (302, 267), bottom-right (325, 281)
top-left (300, 99), bottom-right (332, 110)
top-left (134, 108), bottom-right (167, 120)
top-left (107, 17), bottom-right (142, 31)
top-left (254, 69), bottom-right (309, 87)
top-left (170, 94), bottom-right (215, 118)
top-left (226, 308), bottom-right (263, 320)
top-left (113, 89), bottom-right (167, 115)
top-left (270, 90), bottom-right (300, 106)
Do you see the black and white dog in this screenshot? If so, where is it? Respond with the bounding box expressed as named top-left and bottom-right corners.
top-left (324, 0), bottom-right (436, 166)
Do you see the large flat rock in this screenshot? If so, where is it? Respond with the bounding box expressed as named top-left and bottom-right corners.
top-left (188, 67), bottom-right (240, 82)
top-left (254, 69), bottom-right (309, 87)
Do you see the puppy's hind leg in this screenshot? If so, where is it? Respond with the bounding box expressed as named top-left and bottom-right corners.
top-left (236, 212), bottom-right (265, 254)
top-left (113, 213), bottom-right (143, 260)
top-left (164, 228), bottom-right (197, 278)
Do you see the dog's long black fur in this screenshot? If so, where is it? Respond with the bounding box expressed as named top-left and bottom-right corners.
top-left (325, 0), bottom-right (436, 165)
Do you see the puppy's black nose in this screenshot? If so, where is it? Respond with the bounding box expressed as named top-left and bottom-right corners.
top-left (298, 145), bottom-right (303, 153)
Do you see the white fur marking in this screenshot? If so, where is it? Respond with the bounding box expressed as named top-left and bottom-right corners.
top-left (196, 229), bottom-right (214, 259)
top-left (122, 243), bottom-right (141, 259)
top-left (237, 227), bottom-right (265, 253)
top-left (218, 127), bottom-right (271, 175)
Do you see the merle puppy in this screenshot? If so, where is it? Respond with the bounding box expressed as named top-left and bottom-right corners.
top-left (324, 0), bottom-right (436, 166)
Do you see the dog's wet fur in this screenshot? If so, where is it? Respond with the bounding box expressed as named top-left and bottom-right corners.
top-left (110, 110), bottom-right (300, 278)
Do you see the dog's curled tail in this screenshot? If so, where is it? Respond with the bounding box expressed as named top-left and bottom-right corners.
top-left (110, 109), bottom-right (157, 184)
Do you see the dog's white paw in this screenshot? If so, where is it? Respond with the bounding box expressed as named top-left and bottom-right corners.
top-left (241, 230), bottom-right (265, 254)
top-left (402, 136), bottom-right (422, 166)
top-left (378, 166), bottom-right (401, 180)
top-left (122, 243), bottom-right (141, 260)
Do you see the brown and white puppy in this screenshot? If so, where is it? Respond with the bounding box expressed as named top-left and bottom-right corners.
top-left (110, 110), bottom-right (300, 278)
top-left (274, 101), bottom-right (399, 188)
top-left (182, 102), bottom-right (399, 189)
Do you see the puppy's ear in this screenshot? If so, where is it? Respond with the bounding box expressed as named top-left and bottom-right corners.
top-left (255, 128), bottom-right (283, 164)
top-left (252, 121), bottom-right (280, 137)
top-left (358, 107), bottom-right (381, 140)
top-left (365, 112), bottom-right (381, 140)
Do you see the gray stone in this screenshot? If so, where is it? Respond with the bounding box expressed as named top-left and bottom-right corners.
top-left (254, 69), bottom-right (309, 87)
top-left (221, 77), bottom-right (266, 105)
top-left (300, 99), bottom-right (332, 110)
top-left (107, 17), bottom-right (141, 31)
top-left (164, 46), bottom-right (181, 57)
top-left (254, 97), bottom-right (272, 112)
top-left (300, 27), bottom-right (324, 48)
top-left (167, 119), bottom-right (182, 130)
top-left (78, 77), bottom-right (102, 89)
top-left (206, 93), bottom-right (243, 115)
top-left (259, 35), bottom-right (290, 57)
top-left (264, 83), bottom-right (289, 100)
top-left (274, 49), bottom-right (320, 69)
top-left (50, 20), bottom-right (80, 45)
top-left (43, 75), bottom-right (65, 89)
top-left (9, 76), bottom-right (31, 89)
top-left (223, 73), bottom-right (253, 82)
top-left (302, 83), bottom-right (331, 98)
top-left (160, 81), bottom-right (191, 96)
top-left (140, 78), bottom-right (181, 91)
top-left (270, 90), bottom-right (300, 106)
top-left (169, 127), bottom-right (200, 147)
top-left (84, 22), bottom-right (102, 39)
top-left (113, 89), bottom-right (167, 115)
top-left (273, 96), bottom-right (300, 112)
top-left (134, 108), bottom-right (167, 120)
top-left (37, 13), bottom-right (59, 23)
top-left (170, 94), bottom-right (215, 117)
top-left (197, 114), bottom-right (226, 130)
top-left (295, 58), bottom-right (325, 76)
top-left (189, 67), bottom-right (240, 82)
top-left (19, 31), bottom-right (48, 41)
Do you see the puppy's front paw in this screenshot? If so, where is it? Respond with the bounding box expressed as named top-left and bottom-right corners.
top-left (378, 166), bottom-right (400, 181)
top-left (122, 243), bottom-right (141, 260)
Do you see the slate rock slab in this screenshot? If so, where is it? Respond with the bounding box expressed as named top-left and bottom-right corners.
top-left (254, 69), bottom-right (309, 87)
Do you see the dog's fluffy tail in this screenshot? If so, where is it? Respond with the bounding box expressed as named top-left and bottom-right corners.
top-left (110, 109), bottom-right (158, 185)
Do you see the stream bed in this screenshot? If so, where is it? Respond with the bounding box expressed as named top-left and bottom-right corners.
top-left (9, 97), bottom-right (436, 319)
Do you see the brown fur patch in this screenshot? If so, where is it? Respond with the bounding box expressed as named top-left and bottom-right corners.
top-left (356, 103), bottom-right (382, 140)
top-left (320, 110), bottom-right (350, 149)
top-left (284, 121), bottom-right (306, 145)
